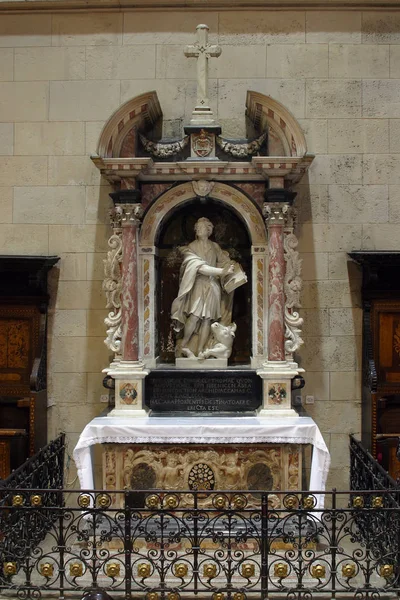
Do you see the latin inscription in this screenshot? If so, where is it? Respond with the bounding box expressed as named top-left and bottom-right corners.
top-left (145, 371), bottom-right (261, 413)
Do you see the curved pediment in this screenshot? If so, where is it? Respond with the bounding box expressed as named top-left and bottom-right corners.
top-left (96, 91), bottom-right (162, 158)
top-left (246, 91), bottom-right (308, 158)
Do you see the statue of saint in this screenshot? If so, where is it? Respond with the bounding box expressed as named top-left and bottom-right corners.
top-left (171, 217), bottom-right (247, 359)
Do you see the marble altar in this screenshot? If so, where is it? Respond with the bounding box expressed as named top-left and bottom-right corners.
top-left (73, 416), bottom-right (330, 508)
top-left (80, 23), bottom-right (324, 500)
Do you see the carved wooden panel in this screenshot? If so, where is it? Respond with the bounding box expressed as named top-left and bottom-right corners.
top-left (0, 440), bottom-right (10, 479)
top-left (0, 319), bottom-right (30, 381)
top-left (372, 301), bottom-right (400, 393)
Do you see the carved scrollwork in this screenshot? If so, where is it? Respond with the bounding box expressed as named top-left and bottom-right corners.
top-left (139, 133), bottom-right (189, 158)
top-left (216, 130), bottom-right (267, 158)
top-left (103, 230), bottom-right (123, 353)
top-left (284, 306), bottom-right (303, 354)
top-left (284, 232), bottom-right (303, 355)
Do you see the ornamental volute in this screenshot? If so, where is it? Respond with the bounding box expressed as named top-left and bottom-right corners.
top-left (110, 189), bottom-right (143, 226)
top-left (119, 204), bottom-right (144, 225)
top-left (263, 203), bottom-right (289, 225)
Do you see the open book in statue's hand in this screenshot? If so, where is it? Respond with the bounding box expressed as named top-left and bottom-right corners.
top-left (222, 262), bottom-right (248, 294)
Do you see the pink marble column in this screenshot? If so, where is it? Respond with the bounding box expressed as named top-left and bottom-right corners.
top-left (267, 215), bottom-right (286, 361)
top-left (120, 204), bottom-right (142, 362)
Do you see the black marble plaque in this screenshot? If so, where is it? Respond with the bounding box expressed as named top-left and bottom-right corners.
top-left (145, 369), bottom-right (261, 413)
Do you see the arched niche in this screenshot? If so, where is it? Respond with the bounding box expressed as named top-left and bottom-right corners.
top-left (157, 199), bottom-right (252, 365)
top-left (138, 182), bottom-right (268, 369)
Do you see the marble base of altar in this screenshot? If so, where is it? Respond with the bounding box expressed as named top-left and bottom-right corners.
top-left (103, 442), bottom-right (301, 508)
top-left (73, 415), bottom-right (330, 508)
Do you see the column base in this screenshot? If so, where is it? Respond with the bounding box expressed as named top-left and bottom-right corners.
top-left (104, 361), bottom-right (149, 415)
top-left (104, 360), bottom-right (147, 376)
top-left (107, 408), bottom-right (148, 418)
top-left (258, 408), bottom-right (298, 418)
top-left (257, 365), bottom-right (304, 416)
top-left (258, 360), bottom-right (302, 375)
top-left (189, 107), bottom-right (217, 126)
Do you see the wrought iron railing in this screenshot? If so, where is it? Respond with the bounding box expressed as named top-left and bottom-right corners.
top-left (1, 488), bottom-right (400, 600)
top-left (349, 433), bottom-right (400, 582)
top-left (0, 432), bottom-right (65, 491)
top-left (350, 434), bottom-right (399, 496)
top-left (0, 434), bottom-right (66, 568)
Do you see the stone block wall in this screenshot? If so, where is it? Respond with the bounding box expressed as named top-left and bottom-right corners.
top-left (0, 8), bottom-right (397, 488)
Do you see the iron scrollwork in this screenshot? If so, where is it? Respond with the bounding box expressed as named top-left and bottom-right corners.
top-left (1, 483), bottom-right (400, 599)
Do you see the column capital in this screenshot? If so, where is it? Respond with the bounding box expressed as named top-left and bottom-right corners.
top-left (264, 188), bottom-right (296, 224)
top-left (117, 203), bottom-right (144, 226)
top-left (109, 204), bottom-right (144, 228)
top-left (109, 188), bottom-right (143, 225)
top-left (263, 202), bottom-right (290, 224)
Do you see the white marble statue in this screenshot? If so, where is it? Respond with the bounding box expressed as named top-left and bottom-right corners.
top-left (171, 217), bottom-right (247, 361)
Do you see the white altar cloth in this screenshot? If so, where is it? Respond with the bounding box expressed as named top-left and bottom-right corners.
top-left (73, 415), bottom-right (330, 508)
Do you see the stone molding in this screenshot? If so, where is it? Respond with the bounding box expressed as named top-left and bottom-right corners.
top-left (140, 181), bottom-right (266, 246)
top-left (1, 0), bottom-right (399, 11)
top-left (93, 155), bottom-right (314, 184)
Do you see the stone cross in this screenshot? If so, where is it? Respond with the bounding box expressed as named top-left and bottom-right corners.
top-left (184, 24), bottom-right (221, 125)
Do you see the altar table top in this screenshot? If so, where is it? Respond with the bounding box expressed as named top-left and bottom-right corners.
top-left (73, 415), bottom-right (330, 508)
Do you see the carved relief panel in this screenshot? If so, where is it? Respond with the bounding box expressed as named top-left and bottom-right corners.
top-left (103, 443), bottom-right (302, 508)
